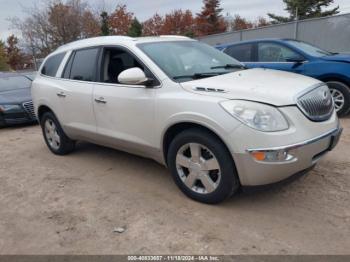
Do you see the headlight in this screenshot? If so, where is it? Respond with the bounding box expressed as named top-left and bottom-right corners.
top-left (220, 100), bottom-right (289, 132)
top-left (0, 104), bottom-right (22, 113)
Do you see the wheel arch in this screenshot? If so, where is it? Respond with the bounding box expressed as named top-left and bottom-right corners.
top-left (318, 74), bottom-right (350, 87)
top-left (37, 105), bottom-right (54, 122)
top-left (162, 121), bottom-right (234, 166)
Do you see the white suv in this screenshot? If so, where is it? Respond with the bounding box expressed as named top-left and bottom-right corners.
top-left (32, 36), bottom-right (342, 204)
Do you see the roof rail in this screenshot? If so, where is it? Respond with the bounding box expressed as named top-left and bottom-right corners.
top-left (56, 36), bottom-right (135, 50)
top-left (159, 35), bottom-right (190, 39)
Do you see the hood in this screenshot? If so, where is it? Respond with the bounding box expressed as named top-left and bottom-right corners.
top-left (0, 88), bottom-right (32, 104)
top-left (321, 53), bottom-right (350, 63)
top-left (180, 68), bottom-right (321, 106)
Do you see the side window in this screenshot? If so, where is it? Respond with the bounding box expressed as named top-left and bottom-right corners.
top-left (69, 48), bottom-right (99, 81)
top-left (258, 43), bottom-right (303, 62)
top-left (100, 47), bottom-right (158, 85)
top-left (62, 53), bottom-right (74, 79)
top-left (41, 52), bottom-right (66, 77)
top-left (225, 44), bottom-right (253, 62)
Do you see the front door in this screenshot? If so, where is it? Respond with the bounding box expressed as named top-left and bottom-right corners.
top-left (247, 42), bottom-right (307, 74)
top-left (93, 46), bottom-right (158, 155)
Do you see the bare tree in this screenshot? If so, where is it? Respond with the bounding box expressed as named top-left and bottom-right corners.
top-left (11, 0), bottom-right (100, 59)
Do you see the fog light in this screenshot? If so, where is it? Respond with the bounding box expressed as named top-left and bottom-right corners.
top-left (250, 149), bottom-right (295, 162)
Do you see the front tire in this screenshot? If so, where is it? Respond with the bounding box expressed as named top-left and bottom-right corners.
top-left (167, 128), bottom-right (240, 204)
top-left (40, 112), bottom-right (75, 155)
top-left (327, 81), bottom-right (350, 116)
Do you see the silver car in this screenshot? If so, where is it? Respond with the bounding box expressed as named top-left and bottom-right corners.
top-left (32, 36), bottom-right (342, 204)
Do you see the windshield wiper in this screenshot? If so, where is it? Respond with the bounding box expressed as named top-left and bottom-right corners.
top-left (210, 64), bottom-right (246, 70)
top-left (173, 72), bottom-right (227, 80)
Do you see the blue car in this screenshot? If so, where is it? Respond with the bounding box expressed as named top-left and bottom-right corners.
top-left (216, 39), bottom-right (350, 116)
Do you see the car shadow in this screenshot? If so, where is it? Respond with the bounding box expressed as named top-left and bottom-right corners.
top-left (0, 122), bottom-right (38, 130)
top-left (70, 141), bottom-right (310, 207)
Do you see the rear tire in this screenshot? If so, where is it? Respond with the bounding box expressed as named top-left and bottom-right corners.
top-left (40, 112), bottom-right (75, 155)
top-left (326, 81), bottom-right (350, 116)
top-left (167, 128), bottom-right (240, 204)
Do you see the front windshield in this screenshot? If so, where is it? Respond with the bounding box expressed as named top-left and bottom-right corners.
top-left (0, 76), bottom-right (31, 92)
top-left (138, 41), bottom-right (244, 82)
top-left (286, 40), bottom-right (333, 57)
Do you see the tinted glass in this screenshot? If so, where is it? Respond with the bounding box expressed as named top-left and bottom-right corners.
top-left (225, 44), bottom-right (253, 62)
top-left (258, 43), bottom-right (303, 62)
top-left (100, 48), bottom-right (146, 84)
top-left (0, 76), bottom-right (31, 92)
top-left (138, 41), bottom-right (243, 82)
top-left (70, 48), bottom-right (99, 81)
top-left (286, 40), bottom-right (332, 57)
top-left (41, 53), bottom-right (66, 77)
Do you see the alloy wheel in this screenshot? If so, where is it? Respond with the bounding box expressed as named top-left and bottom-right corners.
top-left (44, 119), bottom-right (61, 150)
top-left (175, 143), bottom-right (221, 194)
top-left (329, 88), bottom-right (345, 112)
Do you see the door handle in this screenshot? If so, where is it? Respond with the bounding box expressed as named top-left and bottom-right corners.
top-left (56, 91), bottom-right (66, 98)
top-left (95, 97), bottom-right (107, 104)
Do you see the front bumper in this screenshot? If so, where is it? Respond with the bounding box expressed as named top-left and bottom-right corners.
top-left (233, 126), bottom-right (342, 186)
top-left (0, 113), bottom-right (36, 127)
top-left (0, 102), bottom-right (37, 127)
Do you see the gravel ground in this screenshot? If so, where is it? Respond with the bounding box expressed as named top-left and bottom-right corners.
top-left (0, 118), bottom-right (349, 255)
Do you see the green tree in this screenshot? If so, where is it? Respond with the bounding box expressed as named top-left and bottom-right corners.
top-left (0, 41), bottom-right (9, 71)
top-left (127, 18), bottom-right (142, 37)
top-left (268, 0), bottom-right (339, 23)
top-left (196, 0), bottom-right (227, 36)
top-left (100, 11), bottom-right (110, 36)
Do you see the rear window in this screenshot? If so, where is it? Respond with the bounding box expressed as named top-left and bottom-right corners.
top-left (225, 44), bottom-right (253, 62)
top-left (0, 76), bottom-right (31, 92)
top-left (41, 53), bottom-right (66, 77)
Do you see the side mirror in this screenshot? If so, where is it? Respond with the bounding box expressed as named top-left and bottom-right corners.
top-left (118, 67), bottom-right (153, 86)
top-left (286, 57), bottom-right (306, 69)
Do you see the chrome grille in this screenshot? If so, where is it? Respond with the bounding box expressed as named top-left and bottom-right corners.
top-left (297, 85), bottom-right (334, 122)
top-left (22, 101), bottom-right (36, 120)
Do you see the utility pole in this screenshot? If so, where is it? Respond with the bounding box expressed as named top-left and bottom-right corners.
top-left (294, 7), bottom-right (299, 40)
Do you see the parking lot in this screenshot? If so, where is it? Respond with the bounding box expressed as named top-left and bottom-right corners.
top-left (0, 117), bottom-right (349, 255)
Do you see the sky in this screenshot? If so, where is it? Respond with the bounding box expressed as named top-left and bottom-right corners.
top-left (0, 0), bottom-right (349, 40)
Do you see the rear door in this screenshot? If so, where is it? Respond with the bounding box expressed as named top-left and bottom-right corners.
top-left (57, 47), bottom-right (100, 138)
top-left (36, 52), bottom-right (67, 122)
